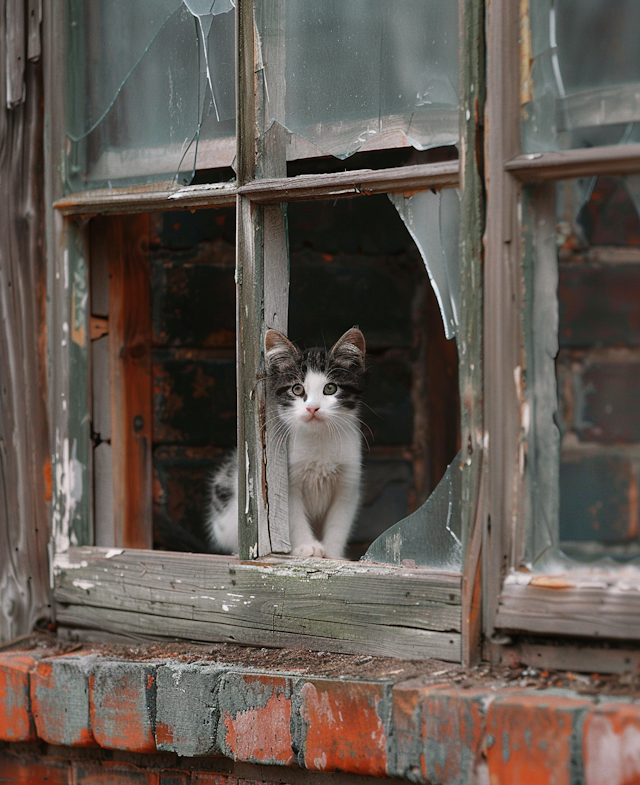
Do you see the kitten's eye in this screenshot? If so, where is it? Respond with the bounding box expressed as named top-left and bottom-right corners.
top-left (291, 384), bottom-right (305, 397)
top-left (323, 383), bottom-right (338, 395)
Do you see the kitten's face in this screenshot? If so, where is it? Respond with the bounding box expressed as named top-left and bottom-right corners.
top-left (264, 328), bottom-right (366, 430)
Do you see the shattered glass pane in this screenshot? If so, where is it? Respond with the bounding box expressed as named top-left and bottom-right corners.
top-left (363, 450), bottom-right (462, 570)
top-left (523, 0), bottom-right (640, 152)
top-left (363, 188), bottom-right (462, 569)
top-left (65, 0), bottom-right (235, 191)
top-left (255, 0), bottom-right (459, 165)
top-left (389, 188), bottom-right (461, 340)
top-left (525, 176), bottom-right (640, 570)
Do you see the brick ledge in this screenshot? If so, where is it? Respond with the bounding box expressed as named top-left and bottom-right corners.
top-left (0, 647), bottom-right (638, 784)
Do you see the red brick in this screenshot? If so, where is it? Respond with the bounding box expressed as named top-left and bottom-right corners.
top-left (0, 652), bottom-right (37, 741)
top-left (485, 693), bottom-right (591, 785)
top-left (0, 753), bottom-right (70, 784)
top-left (30, 655), bottom-right (96, 747)
top-left (583, 702), bottom-right (640, 785)
top-left (89, 661), bottom-right (156, 753)
top-left (219, 673), bottom-right (294, 765)
top-left (297, 679), bottom-right (388, 777)
top-left (392, 681), bottom-right (489, 783)
top-left (72, 759), bottom-right (159, 784)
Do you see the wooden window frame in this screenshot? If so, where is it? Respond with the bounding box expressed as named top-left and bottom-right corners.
top-left (484, 0), bottom-right (640, 654)
top-left (45, 0), bottom-right (484, 664)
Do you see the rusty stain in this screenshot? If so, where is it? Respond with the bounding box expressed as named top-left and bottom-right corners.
top-left (529, 575), bottom-right (575, 590)
top-left (519, 0), bottom-right (533, 107)
top-left (43, 456), bottom-right (52, 502)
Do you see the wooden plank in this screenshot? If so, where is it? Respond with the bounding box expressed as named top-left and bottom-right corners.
top-left (5, 0), bottom-right (26, 107)
top-left (27, 0), bottom-right (41, 61)
top-left (53, 163), bottom-right (460, 218)
top-left (505, 144), bottom-right (640, 182)
top-left (0, 10), bottom-right (51, 639)
top-left (93, 442), bottom-right (114, 548)
top-left (53, 547), bottom-right (462, 661)
top-left (458, 0), bottom-right (485, 661)
top-left (483, 0), bottom-right (522, 641)
top-left (108, 215), bottom-right (153, 549)
top-left (495, 640), bottom-right (640, 675)
top-left (263, 205), bottom-right (290, 554)
top-left (91, 335), bottom-right (111, 441)
top-left (237, 196), bottom-right (263, 559)
top-left (496, 576), bottom-right (640, 640)
top-left (238, 162), bottom-right (460, 203)
top-left (462, 466), bottom-right (483, 667)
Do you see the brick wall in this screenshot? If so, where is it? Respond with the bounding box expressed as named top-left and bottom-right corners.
top-left (1, 647), bottom-right (639, 784)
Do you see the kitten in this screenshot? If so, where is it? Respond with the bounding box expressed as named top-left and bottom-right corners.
top-left (206, 327), bottom-right (367, 559)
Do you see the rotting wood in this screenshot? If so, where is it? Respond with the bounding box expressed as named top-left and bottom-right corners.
top-left (505, 144), bottom-right (640, 182)
top-left (496, 576), bottom-right (640, 640)
top-left (53, 547), bottom-right (462, 661)
top-left (106, 215), bottom-right (153, 549)
top-left (462, 464), bottom-right (484, 667)
top-left (0, 9), bottom-right (51, 641)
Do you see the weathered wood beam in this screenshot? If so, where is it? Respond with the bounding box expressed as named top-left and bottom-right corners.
top-left (496, 574), bottom-right (640, 640)
top-left (238, 162), bottom-right (460, 203)
top-left (54, 547), bottom-right (462, 661)
top-left (0, 5), bottom-right (51, 639)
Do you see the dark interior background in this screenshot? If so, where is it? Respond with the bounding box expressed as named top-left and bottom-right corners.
top-left (148, 194), bottom-right (459, 557)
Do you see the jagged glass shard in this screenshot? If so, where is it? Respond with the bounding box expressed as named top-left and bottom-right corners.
top-left (363, 450), bottom-right (462, 570)
top-left (255, 0), bottom-right (459, 163)
top-left (389, 189), bottom-right (461, 340)
top-left (523, 0), bottom-right (640, 153)
top-left (65, 0), bottom-right (235, 191)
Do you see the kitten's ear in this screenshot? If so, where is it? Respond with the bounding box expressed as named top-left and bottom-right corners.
top-left (264, 329), bottom-right (299, 368)
top-left (330, 327), bottom-right (366, 365)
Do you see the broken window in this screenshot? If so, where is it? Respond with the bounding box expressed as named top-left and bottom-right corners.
top-left (65, 0), bottom-right (236, 190)
top-left (522, 0), bottom-right (640, 152)
top-left (255, 0), bottom-right (459, 165)
top-left (523, 176), bottom-right (640, 568)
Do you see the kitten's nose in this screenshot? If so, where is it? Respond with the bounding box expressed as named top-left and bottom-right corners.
top-left (306, 405), bottom-right (320, 415)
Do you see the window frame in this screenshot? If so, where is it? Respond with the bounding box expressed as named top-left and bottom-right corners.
top-left (45, 0), bottom-right (484, 664)
top-left (484, 0), bottom-right (640, 653)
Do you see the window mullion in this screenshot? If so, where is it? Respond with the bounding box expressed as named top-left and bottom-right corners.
top-left (483, 0), bottom-right (522, 642)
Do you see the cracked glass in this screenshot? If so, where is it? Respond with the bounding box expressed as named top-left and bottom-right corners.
top-left (255, 0), bottom-right (459, 168)
top-left (364, 186), bottom-right (463, 570)
top-left (524, 176), bottom-right (640, 570)
top-left (522, 0), bottom-right (640, 153)
top-left (65, 0), bottom-right (235, 191)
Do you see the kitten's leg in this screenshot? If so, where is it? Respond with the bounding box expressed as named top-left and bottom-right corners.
top-left (289, 484), bottom-right (325, 558)
top-left (320, 472), bottom-right (361, 559)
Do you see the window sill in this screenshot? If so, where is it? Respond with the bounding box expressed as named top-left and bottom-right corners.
top-left (53, 547), bottom-right (463, 661)
top-left (1, 638), bottom-right (639, 783)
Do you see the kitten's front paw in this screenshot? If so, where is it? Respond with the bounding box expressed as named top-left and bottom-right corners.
top-left (292, 542), bottom-right (326, 558)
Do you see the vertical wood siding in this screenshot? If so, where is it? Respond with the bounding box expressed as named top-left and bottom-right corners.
top-left (0, 1), bottom-right (51, 640)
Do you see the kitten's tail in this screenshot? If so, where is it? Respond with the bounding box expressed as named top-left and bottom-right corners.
top-left (205, 450), bottom-right (239, 554)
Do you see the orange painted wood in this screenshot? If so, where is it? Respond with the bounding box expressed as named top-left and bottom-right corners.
top-left (108, 215), bottom-right (153, 549)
